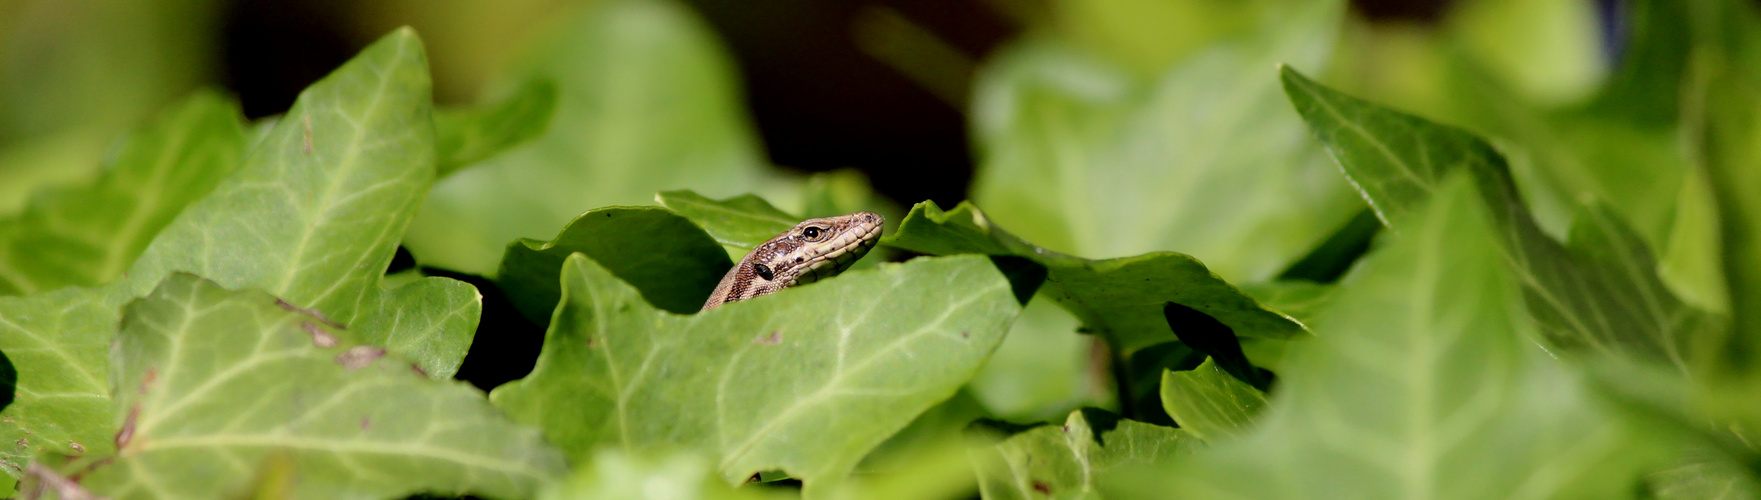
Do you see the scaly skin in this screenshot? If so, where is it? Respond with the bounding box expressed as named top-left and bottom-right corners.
top-left (701, 212), bottom-right (884, 310)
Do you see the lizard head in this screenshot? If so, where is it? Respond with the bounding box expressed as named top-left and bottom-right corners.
top-left (748, 211), bottom-right (884, 287)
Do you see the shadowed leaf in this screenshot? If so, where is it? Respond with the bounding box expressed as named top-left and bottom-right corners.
top-left (885, 200), bottom-right (1304, 353)
top-left (498, 206), bottom-right (730, 323)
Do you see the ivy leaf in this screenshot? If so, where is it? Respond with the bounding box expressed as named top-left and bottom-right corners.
top-left (540, 449), bottom-right (782, 500)
top-left (1159, 359), bottom-right (1267, 442)
top-left (885, 201), bottom-right (1304, 352)
top-left (0, 91), bottom-right (247, 296)
top-left (1123, 178), bottom-right (1666, 499)
top-left (1688, 0), bottom-right (1761, 423)
top-left (498, 206), bottom-right (730, 324)
top-left (655, 190), bottom-right (796, 251)
top-left (0, 29), bottom-right (478, 476)
top-left (970, 408), bottom-right (1197, 500)
top-left (1280, 66), bottom-right (1719, 373)
top-left (404, 0), bottom-right (787, 275)
top-left (652, 190), bottom-right (1108, 419)
top-left (491, 254), bottom-right (1021, 493)
top-left (68, 273), bottom-right (564, 500)
top-left (434, 78), bottom-right (558, 177)
top-left (966, 0), bottom-right (1361, 283)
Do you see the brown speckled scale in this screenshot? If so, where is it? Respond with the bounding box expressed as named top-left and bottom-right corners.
top-left (701, 212), bottom-right (884, 310)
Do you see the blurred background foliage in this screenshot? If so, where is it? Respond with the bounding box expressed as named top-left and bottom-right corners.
top-left (0, 0), bottom-right (1743, 474)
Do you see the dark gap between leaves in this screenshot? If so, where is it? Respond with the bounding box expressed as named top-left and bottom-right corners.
top-left (415, 267), bottom-right (546, 392)
top-left (1162, 303), bottom-right (1276, 393)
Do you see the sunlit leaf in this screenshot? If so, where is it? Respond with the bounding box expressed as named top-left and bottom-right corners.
top-left (0, 29), bottom-right (478, 476)
top-left (966, 296), bottom-right (1106, 420)
top-left (434, 78), bottom-right (558, 177)
top-left (0, 91), bottom-right (246, 296)
top-left (491, 254), bottom-right (1021, 493)
top-left (971, 408), bottom-right (1196, 499)
top-left (1688, 0), bottom-right (1761, 427)
top-left (1444, 0), bottom-right (1605, 104)
top-left (1159, 359), bottom-right (1266, 442)
top-left (70, 273), bottom-right (563, 499)
top-left (540, 449), bottom-right (780, 500)
top-left (655, 191), bottom-right (1108, 419)
top-left (1113, 178), bottom-right (1666, 500)
top-left (655, 190), bottom-right (796, 251)
top-left (1280, 66), bottom-right (1720, 373)
top-left (969, 0), bottom-right (1361, 283)
top-left (404, 0), bottom-right (790, 275)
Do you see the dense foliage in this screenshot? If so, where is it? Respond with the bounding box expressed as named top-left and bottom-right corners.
top-left (3, 0), bottom-right (1761, 498)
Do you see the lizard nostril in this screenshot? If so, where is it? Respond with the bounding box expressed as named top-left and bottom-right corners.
top-left (864, 213), bottom-right (876, 223)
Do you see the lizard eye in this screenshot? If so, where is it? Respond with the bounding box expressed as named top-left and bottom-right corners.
top-left (801, 226), bottom-right (825, 241)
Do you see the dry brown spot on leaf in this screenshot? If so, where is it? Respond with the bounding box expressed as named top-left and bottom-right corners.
top-left (23, 462), bottom-right (106, 500)
top-left (755, 331), bottom-right (782, 345)
top-left (335, 346), bottom-right (386, 370)
top-left (302, 114), bottom-right (314, 154)
top-left (138, 368), bottom-right (157, 394)
top-left (114, 405), bottom-right (139, 449)
top-left (302, 322), bottom-right (338, 347)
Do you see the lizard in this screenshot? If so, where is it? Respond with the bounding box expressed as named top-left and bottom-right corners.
top-left (701, 211), bottom-right (885, 310)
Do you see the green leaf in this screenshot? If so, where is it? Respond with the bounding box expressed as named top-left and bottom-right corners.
top-left (1239, 281), bottom-right (1336, 328)
top-left (1690, 0), bottom-right (1761, 420)
top-left (0, 0), bottom-right (222, 143)
top-left (120, 28), bottom-right (476, 378)
top-left (1280, 65), bottom-right (1719, 373)
top-left (71, 273), bottom-right (563, 500)
top-left (1047, 0), bottom-right (1302, 77)
top-left (885, 201), bottom-right (1304, 352)
top-left (0, 91), bottom-right (247, 296)
top-left (434, 78), bottom-right (558, 177)
top-left (404, 0), bottom-right (788, 275)
top-left (498, 206), bottom-right (730, 323)
top-left (491, 253), bottom-right (1021, 492)
top-left (967, 296), bottom-right (1107, 420)
top-left (540, 449), bottom-right (781, 500)
top-left (1159, 359), bottom-right (1267, 442)
top-left (1644, 449), bottom-right (1761, 500)
top-left (968, 0), bottom-right (1362, 283)
top-left (1444, 58), bottom-right (1690, 250)
top-left (0, 29), bottom-right (478, 476)
top-left (970, 408), bottom-right (1197, 500)
top-left (1125, 177), bottom-right (1666, 500)
top-left (653, 191), bottom-right (1099, 420)
top-left (652, 188), bottom-right (894, 272)
top-left (1444, 0), bottom-right (1605, 104)
top-left (655, 190), bottom-right (797, 251)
